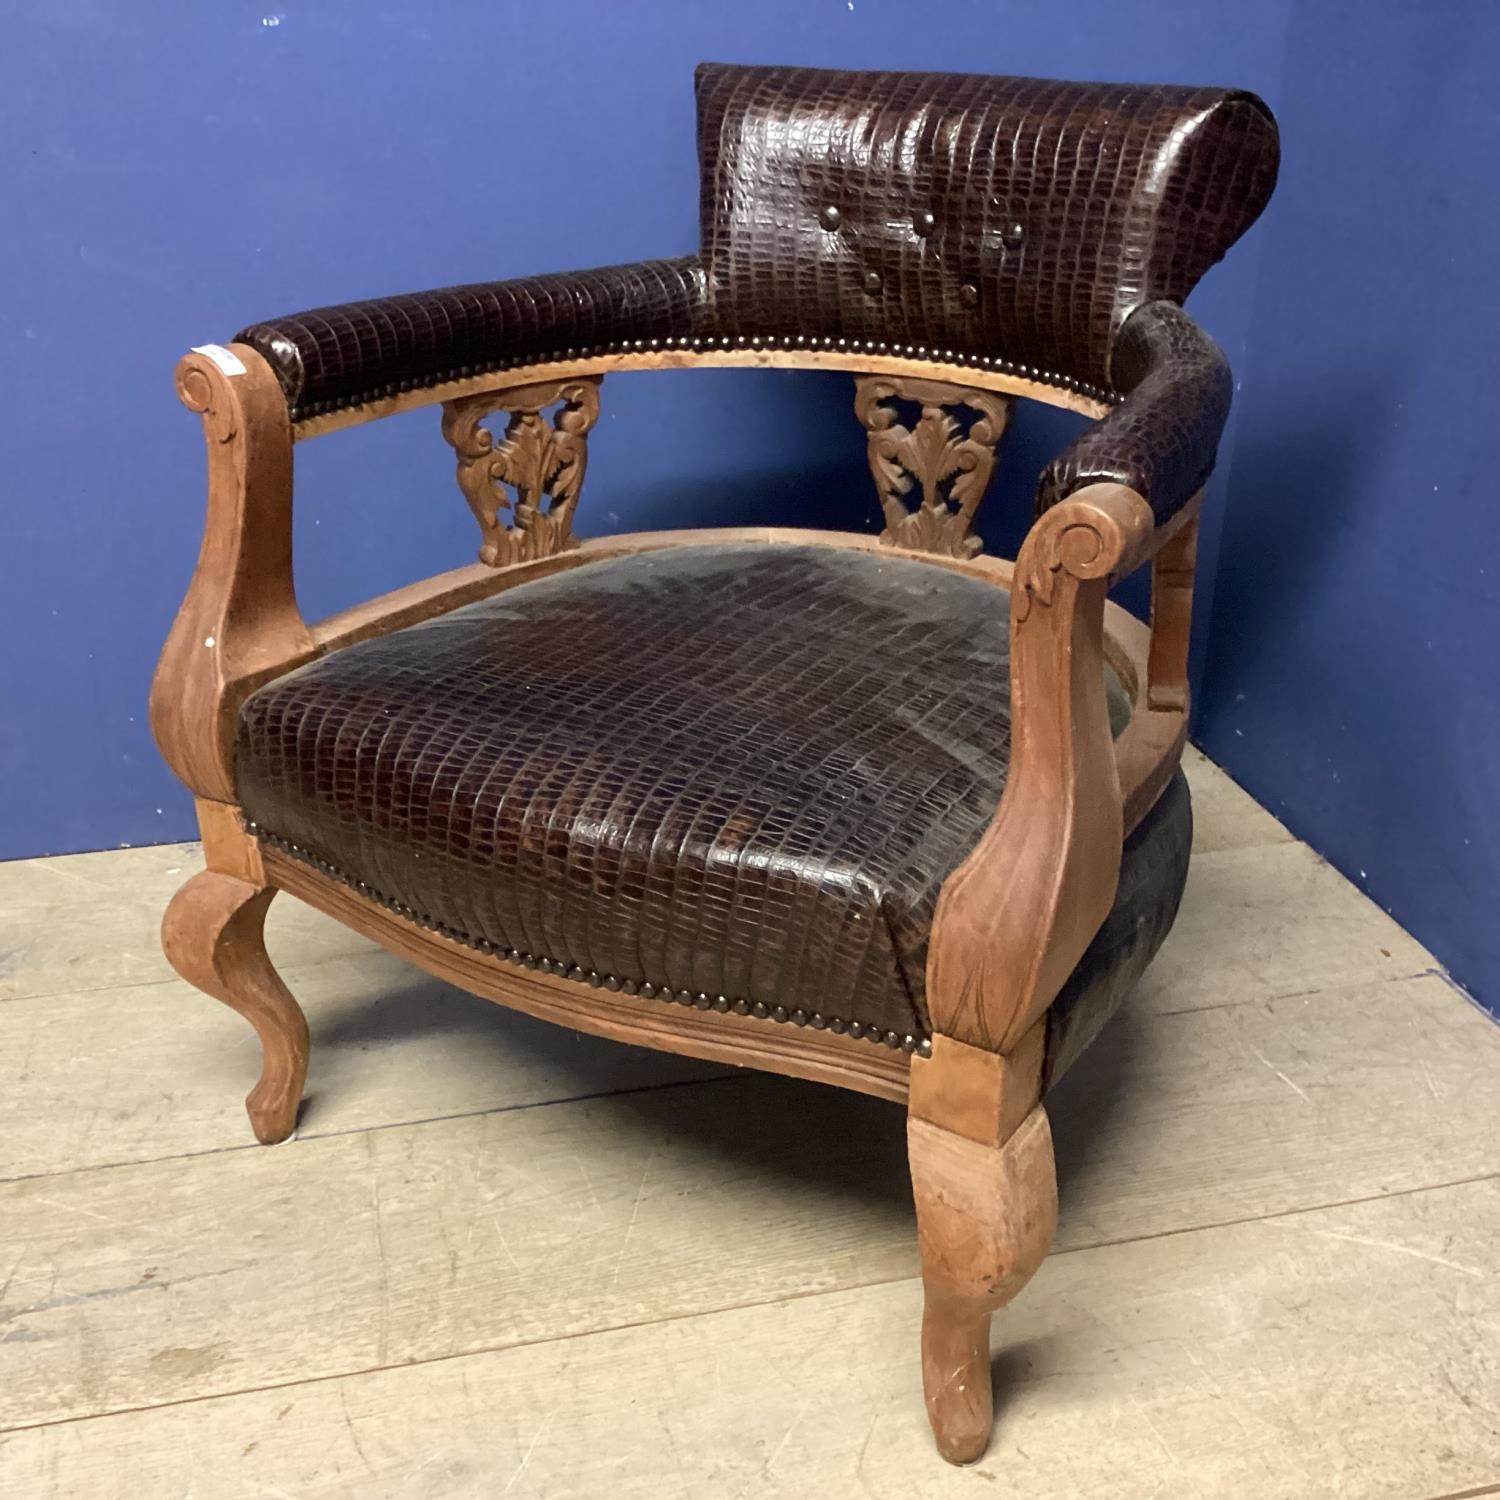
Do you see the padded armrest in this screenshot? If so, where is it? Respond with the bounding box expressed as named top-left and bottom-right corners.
top-left (1036, 302), bottom-right (1232, 526)
top-left (235, 257), bottom-right (707, 419)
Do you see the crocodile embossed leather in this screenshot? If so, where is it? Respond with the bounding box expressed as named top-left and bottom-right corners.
top-left (235, 65), bottom-right (1276, 524)
top-left (238, 258), bottom-right (707, 418)
top-left (1038, 300), bottom-right (1235, 523)
top-left (693, 64), bottom-right (1276, 393)
top-left (234, 545), bottom-right (1188, 1068)
top-left (155, 61), bottom-right (1276, 1468)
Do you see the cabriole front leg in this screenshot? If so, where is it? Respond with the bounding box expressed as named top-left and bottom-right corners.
top-left (907, 1029), bottom-right (1057, 1463)
top-left (910, 1107), bottom-right (1057, 1462)
top-left (162, 870), bottom-right (309, 1144)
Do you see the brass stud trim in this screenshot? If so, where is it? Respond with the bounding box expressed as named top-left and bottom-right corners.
top-left (248, 825), bottom-right (931, 1057)
top-left (286, 331), bottom-right (1113, 422)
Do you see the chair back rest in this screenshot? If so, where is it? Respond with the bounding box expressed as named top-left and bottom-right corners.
top-left (695, 63), bottom-right (1278, 393)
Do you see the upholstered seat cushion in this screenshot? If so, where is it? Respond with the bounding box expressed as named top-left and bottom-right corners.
top-left (237, 544), bottom-right (1189, 1077)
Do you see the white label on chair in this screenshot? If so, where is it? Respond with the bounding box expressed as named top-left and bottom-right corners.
top-left (191, 343), bottom-right (247, 376)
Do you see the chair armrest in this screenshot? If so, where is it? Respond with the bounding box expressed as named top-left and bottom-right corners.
top-left (1036, 302), bottom-right (1232, 526)
top-left (235, 256), bottom-right (707, 420)
top-left (927, 483), bottom-right (1157, 1053)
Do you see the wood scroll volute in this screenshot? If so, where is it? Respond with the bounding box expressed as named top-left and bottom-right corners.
top-left (151, 346), bottom-right (315, 802)
top-left (854, 375), bottom-right (1011, 559)
top-left (442, 377), bottom-right (601, 567)
top-left (926, 483), bottom-right (1155, 1052)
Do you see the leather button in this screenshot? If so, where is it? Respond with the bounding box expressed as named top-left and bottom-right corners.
top-left (1002, 221), bottom-right (1025, 247)
top-left (913, 210), bottom-right (936, 237)
top-left (959, 282), bottom-right (979, 308)
top-left (819, 205), bottom-right (841, 231)
top-left (863, 270), bottom-right (883, 294)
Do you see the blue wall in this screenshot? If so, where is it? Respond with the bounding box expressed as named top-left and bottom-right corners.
top-left (1196, 0), bottom-right (1500, 1013)
top-left (0, 0), bottom-right (1287, 862)
top-left (16, 3), bottom-right (1493, 1014)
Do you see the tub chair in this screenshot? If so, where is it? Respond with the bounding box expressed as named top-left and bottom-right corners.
top-left (152, 63), bottom-right (1278, 1464)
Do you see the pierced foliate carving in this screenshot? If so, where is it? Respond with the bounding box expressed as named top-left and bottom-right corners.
top-left (441, 377), bottom-right (601, 567)
top-left (854, 376), bottom-right (1012, 559)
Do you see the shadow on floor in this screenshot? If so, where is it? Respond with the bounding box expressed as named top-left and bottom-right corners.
top-left (291, 963), bottom-right (1147, 1232)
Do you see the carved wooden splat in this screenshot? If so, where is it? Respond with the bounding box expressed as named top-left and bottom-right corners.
top-left (853, 375), bottom-right (1012, 559)
top-left (441, 376), bottom-right (601, 567)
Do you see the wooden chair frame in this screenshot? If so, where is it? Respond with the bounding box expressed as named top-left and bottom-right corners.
top-left (153, 341), bottom-right (1197, 1464)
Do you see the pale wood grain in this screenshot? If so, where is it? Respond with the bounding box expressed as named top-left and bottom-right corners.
top-left (928, 484), bottom-right (1157, 1052)
top-left (1180, 743), bottom-right (1294, 854)
top-left (1135, 839), bottom-right (1435, 1014)
top-left (161, 872), bottom-right (310, 1144)
top-left (265, 846), bottom-right (915, 1107)
top-left (0, 841), bottom-right (375, 1002)
top-left (151, 346), bottom-right (314, 802)
top-left (0, 955), bottom-right (731, 1182)
top-left (2, 973), bottom-right (1495, 1431)
top-left (289, 344), bottom-right (1112, 441)
top-left (910, 1105), bottom-right (1057, 1462)
top-left (0, 841), bottom-right (201, 908)
top-left (1044, 972), bottom-right (1499, 1243)
top-left (4, 1178), bottom-right (1496, 1498)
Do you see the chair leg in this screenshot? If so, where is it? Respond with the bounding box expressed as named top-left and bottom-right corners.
top-left (908, 1103), bottom-right (1057, 1464)
top-left (162, 869), bottom-right (309, 1144)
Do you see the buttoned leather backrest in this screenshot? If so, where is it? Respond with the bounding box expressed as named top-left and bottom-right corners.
top-left (695, 63), bottom-right (1278, 395)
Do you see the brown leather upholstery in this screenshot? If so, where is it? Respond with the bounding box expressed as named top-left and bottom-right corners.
top-left (235, 258), bottom-right (707, 420)
top-left (220, 66), bottom-right (1263, 1077)
top-left (694, 64), bottom-right (1277, 394)
top-left (1039, 300), bottom-right (1233, 523)
top-left (1045, 771), bottom-right (1190, 1085)
top-left (231, 64), bottom-right (1274, 525)
top-left (236, 544), bottom-right (1189, 1074)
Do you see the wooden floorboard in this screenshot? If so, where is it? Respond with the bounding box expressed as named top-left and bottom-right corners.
top-left (2, 1178), bottom-right (1495, 1498)
top-left (0, 952), bottom-right (732, 1182)
top-left (0, 841), bottom-right (376, 1003)
top-left (2, 972), bottom-right (1496, 1431)
top-left (0, 751), bottom-right (1493, 1496)
top-left (1180, 742), bottom-right (1296, 855)
top-left (0, 756), bottom-right (1429, 1181)
top-left (1135, 838), bottom-right (1434, 1014)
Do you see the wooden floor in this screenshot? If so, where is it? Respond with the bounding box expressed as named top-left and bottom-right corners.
top-left (2, 747), bottom-right (1497, 1497)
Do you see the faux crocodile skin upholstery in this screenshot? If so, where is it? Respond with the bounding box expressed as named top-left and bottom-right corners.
top-left (236, 545), bottom-right (1188, 1063)
top-left (1043, 771), bottom-right (1191, 1086)
top-left (695, 64), bottom-right (1278, 393)
top-left (232, 67), bottom-right (1275, 504)
top-left (214, 66), bottom-right (1265, 1077)
top-left (1039, 300), bottom-right (1234, 522)
top-left (236, 258), bottom-right (707, 419)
